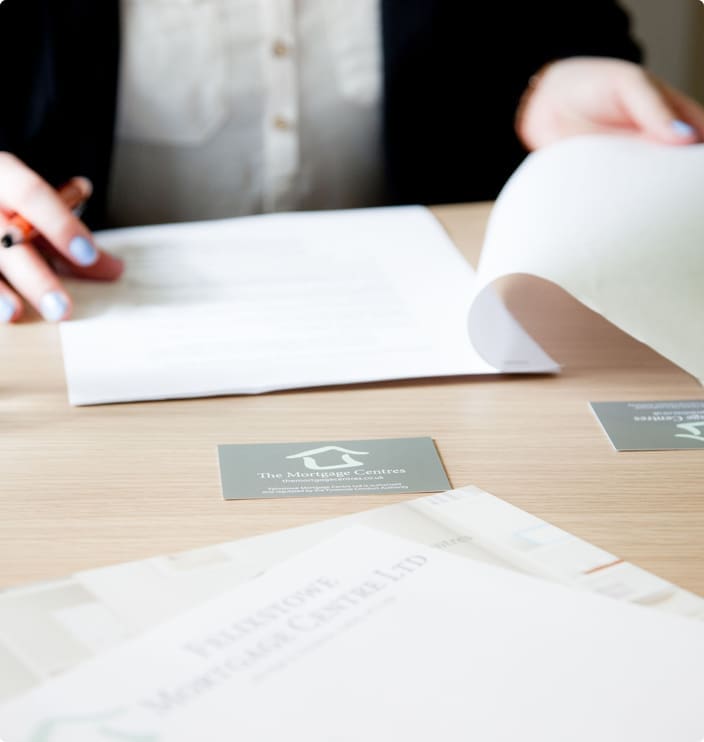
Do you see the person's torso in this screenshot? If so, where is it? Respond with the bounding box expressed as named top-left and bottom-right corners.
top-left (109, 0), bottom-right (384, 226)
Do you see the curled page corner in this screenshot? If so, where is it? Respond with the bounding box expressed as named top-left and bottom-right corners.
top-left (467, 278), bottom-right (560, 373)
top-left (468, 135), bottom-right (704, 380)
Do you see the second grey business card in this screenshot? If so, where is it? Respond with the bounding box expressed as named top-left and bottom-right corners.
top-left (590, 400), bottom-right (704, 451)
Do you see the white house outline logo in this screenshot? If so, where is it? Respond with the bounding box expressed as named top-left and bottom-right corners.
top-left (286, 445), bottom-right (369, 470)
top-left (28, 709), bottom-right (158, 742)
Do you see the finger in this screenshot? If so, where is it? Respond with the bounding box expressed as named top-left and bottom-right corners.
top-left (0, 152), bottom-right (101, 268)
top-left (0, 242), bottom-right (72, 322)
top-left (34, 235), bottom-right (125, 281)
top-left (658, 83), bottom-right (704, 141)
top-left (0, 211), bottom-right (124, 282)
top-left (619, 71), bottom-right (698, 145)
top-left (0, 278), bottom-right (22, 323)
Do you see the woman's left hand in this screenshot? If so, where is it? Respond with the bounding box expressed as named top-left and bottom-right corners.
top-left (516, 57), bottom-right (704, 150)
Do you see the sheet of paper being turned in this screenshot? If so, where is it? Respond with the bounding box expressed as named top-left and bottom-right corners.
top-left (469, 135), bottom-right (704, 382)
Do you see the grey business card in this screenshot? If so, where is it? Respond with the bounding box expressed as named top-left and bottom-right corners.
top-left (217, 437), bottom-right (450, 500)
top-left (590, 400), bottom-right (704, 451)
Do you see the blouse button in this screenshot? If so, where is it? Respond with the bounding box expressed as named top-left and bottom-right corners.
top-left (272, 39), bottom-right (290, 57)
top-left (273, 115), bottom-right (293, 131)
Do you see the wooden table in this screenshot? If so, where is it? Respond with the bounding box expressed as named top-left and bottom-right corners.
top-left (1, 203), bottom-right (702, 594)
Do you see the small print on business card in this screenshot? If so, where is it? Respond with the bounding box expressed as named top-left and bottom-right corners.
top-left (590, 400), bottom-right (704, 451)
top-left (217, 436), bottom-right (450, 500)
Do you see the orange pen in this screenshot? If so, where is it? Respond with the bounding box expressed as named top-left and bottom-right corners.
top-left (1, 176), bottom-right (93, 248)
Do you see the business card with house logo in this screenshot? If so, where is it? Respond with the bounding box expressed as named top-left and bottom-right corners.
top-left (590, 400), bottom-right (704, 451)
top-left (217, 437), bottom-right (450, 499)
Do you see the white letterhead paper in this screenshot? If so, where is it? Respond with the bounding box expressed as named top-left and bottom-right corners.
top-left (470, 135), bottom-right (704, 382)
top-left (1, 527), bottom-right (703, 741)
top-left (2, 486), bottom-right (700, 704)
top-left (59, 207), bottom-right (557, 405)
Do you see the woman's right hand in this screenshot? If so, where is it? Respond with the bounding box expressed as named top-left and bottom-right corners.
top-left (0, 152), bottom-right (123, 323)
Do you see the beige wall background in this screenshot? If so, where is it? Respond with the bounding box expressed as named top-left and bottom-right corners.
top-left (621, 0), bottom-right (704, 100)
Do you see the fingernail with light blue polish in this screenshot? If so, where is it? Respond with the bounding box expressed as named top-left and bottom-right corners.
top-left (69, 236), bottom-right (98, 266)
top-left (672, 119), bottom-right (696, 138)
top-left (40, 291), bottom-right (69, 322)
top-left (0, 295), bottom-right (15, 323)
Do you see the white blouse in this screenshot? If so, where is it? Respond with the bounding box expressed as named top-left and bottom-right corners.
top-left (109, 0), bottom-right (384, 226)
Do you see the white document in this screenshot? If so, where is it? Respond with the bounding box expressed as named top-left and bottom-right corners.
top-left (61, 137), bottom-right (704, 404)
top-left (469, 135), bottom-right (704, 381)
top-left (59, 206), bottom-right (557, 405)
top-left (3, 486), bottom-right (701, 704)
top-left (1, 527), bottom-right (703, 741)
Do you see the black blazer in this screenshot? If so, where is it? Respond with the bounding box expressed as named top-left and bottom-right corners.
top-left (0, 0), bottom-right (640, 228)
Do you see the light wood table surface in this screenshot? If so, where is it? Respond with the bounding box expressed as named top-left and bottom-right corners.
top-left (1, 202), bottom-right (702, 594)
